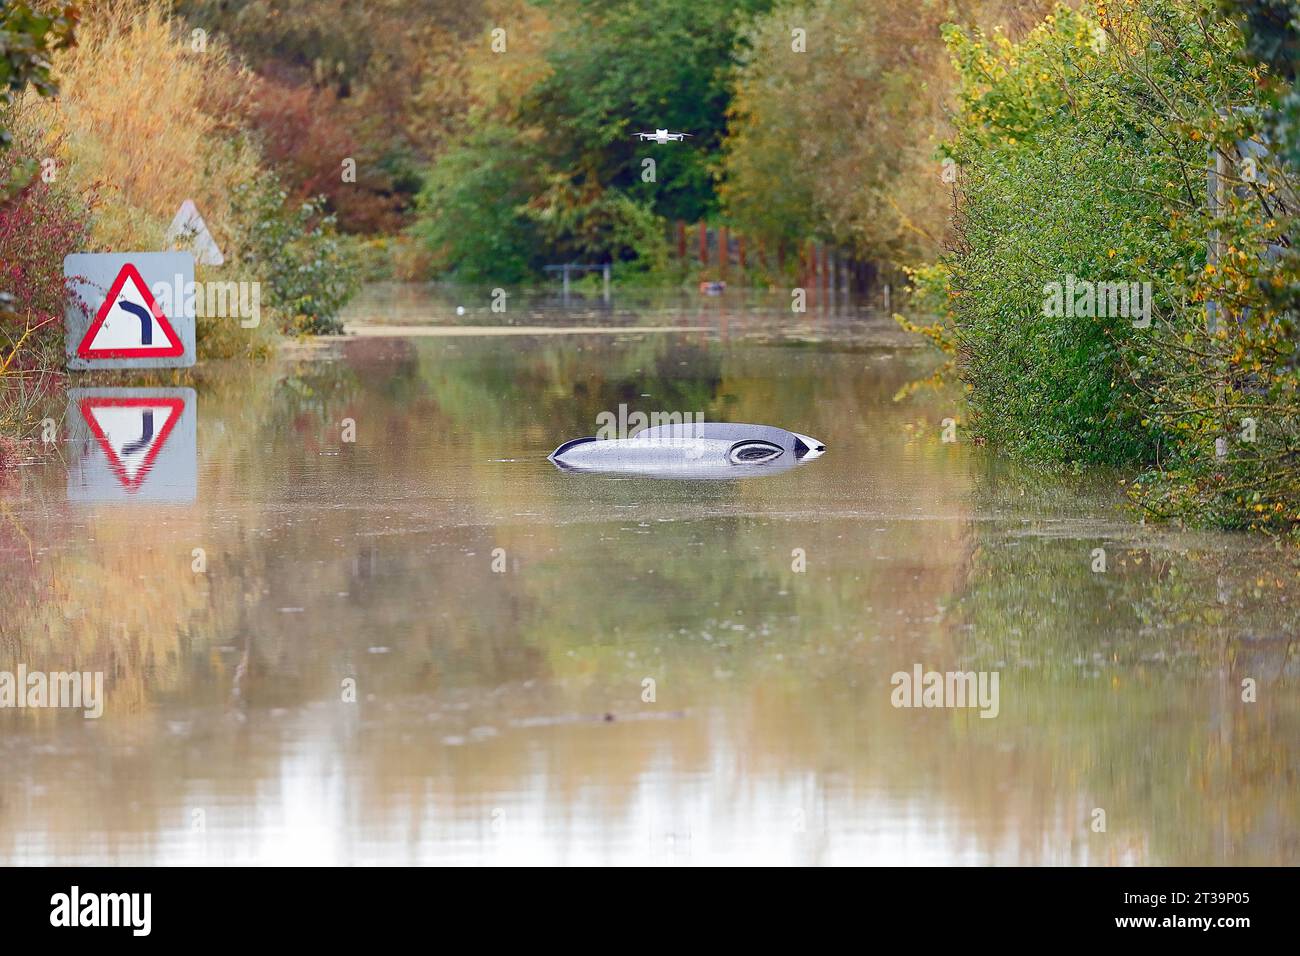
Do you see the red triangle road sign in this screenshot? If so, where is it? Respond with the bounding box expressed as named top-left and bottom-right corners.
top-left (78, 396), bottom-right (185, 492)
top-left (76, 263), bottom-right (185, 359)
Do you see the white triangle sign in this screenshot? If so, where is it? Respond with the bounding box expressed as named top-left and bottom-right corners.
top-left (165, 199), bottom-right (224, 266)
top-left (76, 263), bottom-right (185, 359)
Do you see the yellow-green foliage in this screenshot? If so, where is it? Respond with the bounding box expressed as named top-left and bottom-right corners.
top-left (940, 0), bottom-right (1300, 529)
top-left (13, 0), bottom-right (262, 254)
top-left (721, 0), bottom-right (1057, 270)
top-left (8, 1), bottom-right (280, 358)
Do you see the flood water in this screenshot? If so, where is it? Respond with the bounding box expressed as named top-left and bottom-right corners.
top-left (1, 284), bottom-right (1296, 865)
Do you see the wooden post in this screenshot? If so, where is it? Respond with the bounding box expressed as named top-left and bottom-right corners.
top-left (718, 226), bottom-right (728, 281)
top-left (676, 221), bottom-right (686, 261)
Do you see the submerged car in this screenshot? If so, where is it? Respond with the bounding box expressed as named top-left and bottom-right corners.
top-left (549, 422), bottom-right (825, 479)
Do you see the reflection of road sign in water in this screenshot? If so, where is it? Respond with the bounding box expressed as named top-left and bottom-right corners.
top-left (77, 263), bottom-right (184, 359)
top-left (68, 388), bottom-right (197, 503)
top-left (79, 396), bottom-right (185, 491)
top-left (65, 252), bottom-right (195, 369)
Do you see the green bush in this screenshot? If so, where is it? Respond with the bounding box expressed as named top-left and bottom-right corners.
top-left (412, 123), bottom-right (543, 284)
top-left (937, 0), bottom-right (1300, 528)
top-left (230, 174), bottom-right (361, 335)
top-left (0, 2), bottom-right (76, 152)
top-left (522, 176), bottom-right (669, 274)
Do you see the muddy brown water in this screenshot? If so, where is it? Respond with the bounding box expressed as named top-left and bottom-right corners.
top-left (0, 284), bottom-right (1295, 864)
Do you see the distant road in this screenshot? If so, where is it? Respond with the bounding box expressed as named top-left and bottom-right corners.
top-left (338, 324), bottom-right (711, 337)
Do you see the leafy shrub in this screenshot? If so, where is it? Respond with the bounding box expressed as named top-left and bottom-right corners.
top-left (0, 131), bottom-right (93, 373)
top-left (388, 235), bottom-right (436, 281)
top-left (244, 75), bottom-right (408, 234)
top-left (522, 177), bottom-right (668, 273)
top-left (229, 175), bottom-right (361, 335)
top-left (942, 44), bottom-right (1170, 464)
top-left (938, 0), bottom-right (1300, 528)
top-left (0, 2), bottom-right (77, 151)
top-left (413, 123), bottom-right (543, 283)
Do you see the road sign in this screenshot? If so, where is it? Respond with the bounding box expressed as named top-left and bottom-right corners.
top-left (165, 199), bottom-right (224, 266)
top-left (77, 263), bottom-right (184, 359)
top-left (67, 388), bottom-right (197, 503)
top-left (65, 252), bottom-right (196, 369)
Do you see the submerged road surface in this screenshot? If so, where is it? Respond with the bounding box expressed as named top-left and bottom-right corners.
top-left (0, 285), bottom-right (1295, 864)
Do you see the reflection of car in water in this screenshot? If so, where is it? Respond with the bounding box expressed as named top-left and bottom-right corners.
top-left (549, 422), bottom-right (825, 479)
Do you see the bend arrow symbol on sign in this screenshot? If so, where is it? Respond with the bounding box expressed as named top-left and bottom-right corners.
top-left (118, 301), bottom-right (155, 346)
top-left (76, 263), bottom-right (184, 359)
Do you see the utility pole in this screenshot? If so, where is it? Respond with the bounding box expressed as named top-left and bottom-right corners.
top-left (1208, 143), bottom-right (1229, 459)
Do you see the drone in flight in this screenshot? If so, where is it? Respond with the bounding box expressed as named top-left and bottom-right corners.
top-left (632, 129), bottom-right (693, 144)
